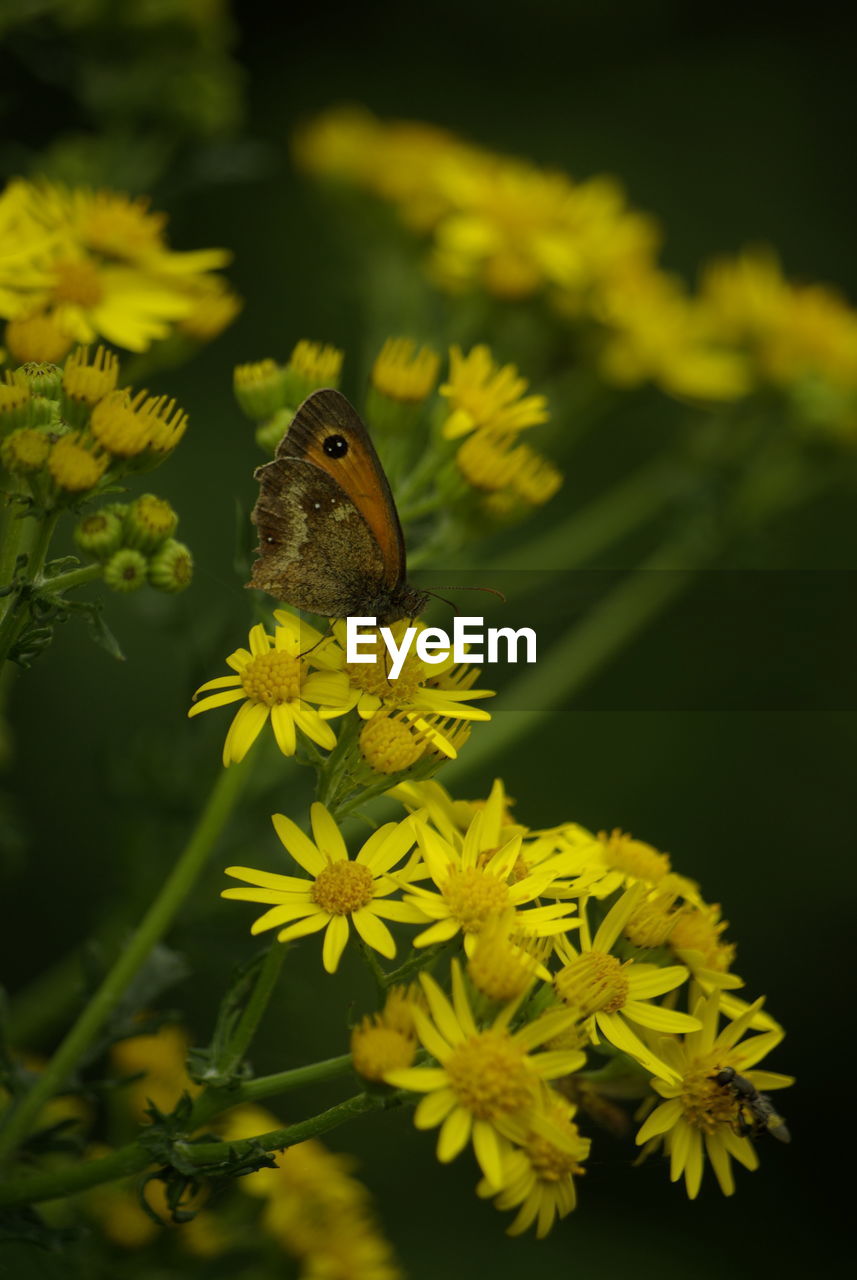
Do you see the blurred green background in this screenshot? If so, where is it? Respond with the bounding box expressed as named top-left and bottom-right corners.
top-left (2, 1), bottom-right (851, 1274)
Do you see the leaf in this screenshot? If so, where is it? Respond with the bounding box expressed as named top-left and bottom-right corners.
top-left (77, 602), bottom-right (125, 661)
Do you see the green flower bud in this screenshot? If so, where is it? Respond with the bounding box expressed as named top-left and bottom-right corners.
top-left (26, 395), bottom-right (62, 429)
top-left (0, 374), bottom-right (30, 431)
top-left (124, 494), bottom-right (179, 551)
top-left (0, 428), bottom-right (51, 475)
top-left (234, 359), bottom-right (289, 420)
top-left (255, 408), bottom-right (292, 454)
top-left (103, 548), bottom-right (148, 593)
top-left (74, 510), bottom-right (125, 560)
top-left (148, 539), bottom-right (193, 593)
top-left (19, 362), bottom-right (63, 401)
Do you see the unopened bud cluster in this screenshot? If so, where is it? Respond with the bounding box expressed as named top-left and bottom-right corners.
top-left (74, 496), bottom-right (192, 594)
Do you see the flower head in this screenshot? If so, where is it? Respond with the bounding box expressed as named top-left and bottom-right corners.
top-left (222, 804), bottom-right (426, 973)
top-left (403, 792), bottom-right (578, 956)
top-left (439, 345), bottom-right (548, 441)
top-left (553, 886), bottom-right (701, 1077)
top-left (371, 338), bottom-right (440, 403)
top-left (636, 989), bottom-right (793, 1198)
top-left (188, 616), bottom-right (350, 766)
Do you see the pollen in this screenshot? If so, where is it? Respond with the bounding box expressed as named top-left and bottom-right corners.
top-left (311, 861), bottom-right (375, 915)
top-left (441, 866), bottom-right (510, 934)
top-left (678, 1056), bottom-right (742, 1134)
top-left (445, 1031), bottom-right (534, 1119)
top-left (51, 258), bottom-right (104, 307)
top-left (554, 951), bottom-right (630, 1017)
top-left (359, 712), bottom-right (425, 773)
top-left (599, 828), bottom-right (672, 883)
top-left (241, 650), bottom-right (303, 706)
top-left (63, 345), bottom-right (119, 406)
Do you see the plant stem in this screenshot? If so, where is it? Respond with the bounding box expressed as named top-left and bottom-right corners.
top-left (0, 507), bottom-right (60, 667)
top-left (0, 756), bottom-right (252, 1167)
top-left (41, 563), bottom-right (103, 594)
top-left (215, 943), bottom-right (288, 1081)
top-left (188, 1053), bottom-right (355, 1128)
top-left (0, 1084), bottom-right (380, 1210)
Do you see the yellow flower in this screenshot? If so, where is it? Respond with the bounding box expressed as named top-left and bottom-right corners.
top-left (636, 989), bottom-right (793, 1198)
top-left (47, 431), bottom-right (109, 491)
top-left (188, 616), bottom-right (349, 766)
top-left (596, 268), bottom-right (751, 401)
top-left (330, 617), bottom-right (494, 758)
top-left (467, 914), bottom-right (548, 1002)
top-left (553, 886), bottom-right (701, 1077)
top-left (403, 793), bottom-right (578, 956)
top-left (439, 344), bottom-right (548, 440)
top-left (351, 984), bottom-right (426, 1081)
top-left (5, 310), bottom-right (73, 363)
top-left (62, 344), bottom-right (119, 409)
top-left (385, 961), bottom-right (586, 1189)
top-left (371, 338), bottom-right (440, 403)
top-left (476, 1095), bottom-right (590, 1236)
top-left (455, 429), bottom-right (562, 507)
top-left (288, 338), bottom-right (343, 387)
top-left (222, 803), bottom-right (427, 973)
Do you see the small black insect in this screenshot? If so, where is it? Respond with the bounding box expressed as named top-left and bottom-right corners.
top-left (711, 1066), bottom-right (790, 1143)
top-left (323, 434), bottom-right (348, 458)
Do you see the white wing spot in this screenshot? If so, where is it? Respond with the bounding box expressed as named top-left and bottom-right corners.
top-left (313, 502), bottom-right (321, 510)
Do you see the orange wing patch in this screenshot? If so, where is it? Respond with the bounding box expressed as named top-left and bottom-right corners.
top-left (278, 389), bottom-right (405, 588)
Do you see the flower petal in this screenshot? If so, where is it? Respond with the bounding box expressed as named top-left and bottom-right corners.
top-left (352, 909), bottom-right (396, 959)
top-left (311, 803), bottom-right (348, 862)
top-left (321, 914), bottom-right (350, 972)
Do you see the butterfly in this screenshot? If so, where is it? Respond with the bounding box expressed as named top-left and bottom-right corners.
top-left (248, 388), bottom-right (428, 625)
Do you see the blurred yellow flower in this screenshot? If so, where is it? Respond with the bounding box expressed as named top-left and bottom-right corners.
top-left (439, 344), bottom-right (549, 440)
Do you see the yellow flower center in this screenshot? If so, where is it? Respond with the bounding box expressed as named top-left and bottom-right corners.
top-left (624, 890), bottom-right (680, 949)
top-left (524, 1120), bottom-right (588, 1182)
top-left (90, 391), bottom-right (151, 457)
top-left (359, 713), bottom-right (425, 774)
top-left (241, 650), bottom-right (303, 706)
top-left (599, 829), bottom-right (671, 883)
top-left (351, 1022), bottom-right (416, 1081)
top-left (372, 338), bottom-right (440, 402)
top-left (445, 1031), bottom-right (534, 1119)
top-left (669, 905), bottom-right (735, 973)
top-left (63, 345), bottom-right (119, 406)
top-left (2, 428), bottom-right (49, 472)
top-left (467, 928), bottom-right (536, 1002)
top-left (554, 951), bottom-right (630, 1017)
top-left (311, 861), bottom-right (375, 915)
top-left (48, 434), bottom-right (108, 492)
top-left (441, 866), bottom-right (510, 933)
top-left (679, 1056), bottom-right (743, 1134)
top-left (52, 258), bottom-right (104, 308)
top-left (290, 339), bottom-right (343, 384)
top-left (5, 313), bottom-right (72, 365)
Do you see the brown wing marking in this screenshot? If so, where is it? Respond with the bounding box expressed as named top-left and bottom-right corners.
top-left (275, 388), bottom-right (405, 589)
top-left (249, 457), bottom-right (387, 616)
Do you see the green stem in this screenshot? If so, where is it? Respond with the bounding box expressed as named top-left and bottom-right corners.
top-left (188, 1053), bottom-right (355, 1128)
top-left (215, 943), bottom-right (288, 1082)
top-left (0, 507), bottom-right (60, 667)
top-left (40, 563), bottom-right (103, 595)
top-left (381, 939), bottom-right (454, 989)
top-left (0, 1085), bottom-right (380, 1210)
top-left (450, 528), bottom-right (708, 784)
top-left (0, 756), bottom-right (252, 1167)
top-left (356, 937), bottom-right (388, 999)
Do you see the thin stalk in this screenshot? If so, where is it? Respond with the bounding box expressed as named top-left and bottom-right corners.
top-left (188, 1053), bottom-right (355, 1128)
top-left (214, 942), bottom-right (288, 1081)
top-left (40, 563), bottom-right (103, 595)
top-left (0, 756), bottom-right (252, 1166)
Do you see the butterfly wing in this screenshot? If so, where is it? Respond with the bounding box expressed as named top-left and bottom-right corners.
top-left (275, 388), bottom-right (406, 590)
top-left (249, 455), bottom-right (391, 616)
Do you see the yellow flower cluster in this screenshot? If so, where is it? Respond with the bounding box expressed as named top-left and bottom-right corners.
top-left (297, 107), bottom-right (857, 435)
top-left (0, 179), bottom-right (239, 361)
top-left (295, 106), bottom-right (657, 306)
top-left (223, 778), bottom-right (791, 1232)
top-left (189, 612), bottom-right (493, 769)
top-left (1, 347), bottom-right (190, 502)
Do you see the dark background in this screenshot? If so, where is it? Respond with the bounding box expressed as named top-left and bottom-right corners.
top-left (2, 2), bottom-right (852, 1275)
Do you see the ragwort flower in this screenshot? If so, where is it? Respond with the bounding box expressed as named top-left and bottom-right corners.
top-left (188, 615), bottom-right (350, 765)
top-left (223, 803), bottom-right (426, 973)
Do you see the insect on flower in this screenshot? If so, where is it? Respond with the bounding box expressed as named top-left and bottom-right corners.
top-left (710, 1066), bottom-right (791, 1143)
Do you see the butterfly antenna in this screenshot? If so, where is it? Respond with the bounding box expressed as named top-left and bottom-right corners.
top-left (424, 585), bottom-right (507, 614)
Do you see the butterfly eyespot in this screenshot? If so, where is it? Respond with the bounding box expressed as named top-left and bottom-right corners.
top-left (323, 434), bottom-right (349, 458)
